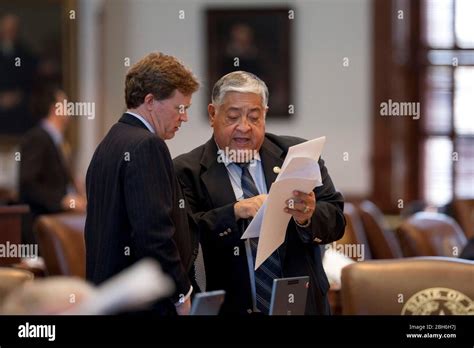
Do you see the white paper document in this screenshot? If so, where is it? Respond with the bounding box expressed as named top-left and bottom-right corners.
top-left (241, 136), bottom-right (326, 270)
top-left (66, 258), bottom-right (174, 315)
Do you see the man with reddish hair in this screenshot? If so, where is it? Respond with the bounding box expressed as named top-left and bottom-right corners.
top-left (85, 52), bottom-right (199, 315)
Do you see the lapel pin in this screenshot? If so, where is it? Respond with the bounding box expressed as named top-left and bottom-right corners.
top-left (273, 166), bottom-right (281, 174)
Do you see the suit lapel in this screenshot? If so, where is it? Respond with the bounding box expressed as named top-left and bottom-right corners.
top-left (259, 138), bottom-right (284, 192)
top-left (200, 138), bottom-right (237, 208)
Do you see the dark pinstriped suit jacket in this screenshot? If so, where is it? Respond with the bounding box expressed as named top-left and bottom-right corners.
top-left (85, 113), bottom-right (198, 314)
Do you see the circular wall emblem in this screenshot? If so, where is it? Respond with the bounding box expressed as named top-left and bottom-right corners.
top-left (401, 287), bottom-right (474, 315)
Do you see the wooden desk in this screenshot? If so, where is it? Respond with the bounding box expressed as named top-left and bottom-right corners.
top-left (0, 205), bottom-right (30, 265)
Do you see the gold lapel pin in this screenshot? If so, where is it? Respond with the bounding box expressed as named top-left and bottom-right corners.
top-left (273, 166), bottom-right (281, 174)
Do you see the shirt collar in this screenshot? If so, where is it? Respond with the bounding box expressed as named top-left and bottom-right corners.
top-left (41, 119), bottom-right (63, 146)
top-left (125, 111), bottom-right (155, 133)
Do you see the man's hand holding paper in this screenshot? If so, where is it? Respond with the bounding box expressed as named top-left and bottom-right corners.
top-left (285, 190), bottom-right (316, 226)
top-left (241, 136), bottom-right (326, 270)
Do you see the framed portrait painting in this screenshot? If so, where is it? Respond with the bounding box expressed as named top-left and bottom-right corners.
top-left (207, 8), bottom-right (292, 118)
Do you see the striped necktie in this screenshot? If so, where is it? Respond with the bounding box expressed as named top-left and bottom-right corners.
top-left (238, 162), bottom-right (282, 314)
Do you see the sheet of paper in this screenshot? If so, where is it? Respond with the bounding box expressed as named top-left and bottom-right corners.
top-left (66, 259), bottom-right (174, 315)
top-left (256, 177), bottom-right (318, 269)
top-left (277, 156), bottom-right (322, 182)
top-left (241, 136), bottom-right (327, 270)
top-left (241, 157), bottom-right (321, 240)
top-left (241, 200), bottom-right (267, 239)
top-left (279, 136), bottom-right (326, 174)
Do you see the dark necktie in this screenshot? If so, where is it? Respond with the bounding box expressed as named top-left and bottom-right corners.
top-left (238, 163), bottom-right (282, 314)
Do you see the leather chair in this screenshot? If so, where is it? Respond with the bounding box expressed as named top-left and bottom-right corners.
top-left (335, 202), bottom-right (372, 261)
top-left (0, 267), bottom-right (34, 306)
top-left (397, 212), bottom-right (467, 257)
top-left (341, 257), bottom-right (474, 315)
top-left (34, 213), bottom-right (86, 278)
top-left (452, 199), bottom-right (474, 239)
top-left (357, 200), bottom-right (403, 259)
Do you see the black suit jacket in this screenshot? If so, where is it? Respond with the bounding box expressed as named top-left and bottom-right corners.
top-left (19, 126), bottom-right (70, 217)
top-left (174, 133), bottom-right (346, 315)
top-left (85, 113), bottom-right (198, 314)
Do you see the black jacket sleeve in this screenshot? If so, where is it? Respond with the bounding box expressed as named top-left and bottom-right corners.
top-left (179, 180), bottom-right (241, 248)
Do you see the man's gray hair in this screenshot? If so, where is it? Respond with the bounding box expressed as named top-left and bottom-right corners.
top-left (211, 71), bottom-right (269, 107)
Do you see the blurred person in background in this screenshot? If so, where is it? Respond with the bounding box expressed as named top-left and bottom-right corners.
top-left (19, 84), bottom-right (86, 244)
